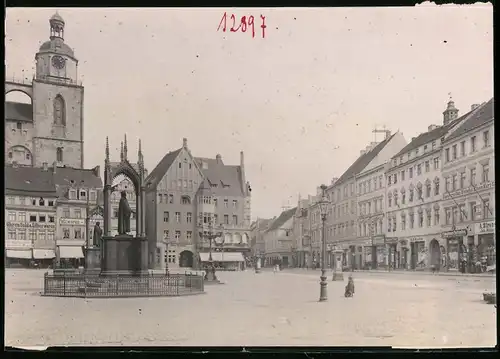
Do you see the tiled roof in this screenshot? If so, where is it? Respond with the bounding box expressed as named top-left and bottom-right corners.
top-left (336, 133), bottom-right (397, 185)
top-left (53, 167), bottom-right (102, 196)
top-left (194, 157), bottom-right (245, 197)
top-left (145, 149), bottom-right (182, 188)
top-left (5, 165), bottom-right (56, 196)
top-left (445, 98), bottom-right (494, 142)
top-left (266, 207), bottom-right (297, 232)
top-left (5, 102), bottom-right (33, 122)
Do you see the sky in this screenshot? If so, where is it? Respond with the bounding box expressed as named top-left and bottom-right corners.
top-left (5, 5), bottom-right (493, 220)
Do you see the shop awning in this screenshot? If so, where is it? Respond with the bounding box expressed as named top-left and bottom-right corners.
top-left (199, 252), bottom-right (245, 262)
top-left (33, 249), bottom-right (56, 259)
top-left (59, 246), bottom-right (84, 259)
top-left (6, 250), bottom-right (32, 259)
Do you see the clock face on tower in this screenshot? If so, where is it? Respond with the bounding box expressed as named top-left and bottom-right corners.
top-left (51, 55), bottom-right (66, 70)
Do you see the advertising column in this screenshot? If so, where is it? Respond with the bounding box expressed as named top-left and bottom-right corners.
top-left (475, 220), bottom-right (495, 271)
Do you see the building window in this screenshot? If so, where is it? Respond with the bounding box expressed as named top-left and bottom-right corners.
top-left (417, 164), bottom-right (422, 175)
top-left (39, 197), bottom-right (45, 206)
top-left (460, 141), bottom-right (466, 156)
top-left (19, 212), bottom-right (26, 222)
top-left (452, 145), bottom-right (457, 160)
top-left (426, 183), bottom-right (431, 198)
top-left (401, 214), bottom-right (406, 230)
top-left (425, 161), bottom-right (430, 173)
top-left (401, 170), bottom-right (405, 181)
top-left (48, 200), bottom-right (54, 206)
top-left (409, 213), bottom-right (414, 229)
top-left (8, 151), bottom-right (13, 159)
top-left (470, 167), bottom-right (476, 186)
top-left (69, 190), bottom-right (77, 200)
top-left (224, 214), bottom-right (229, 225)
top-left (434, 179), bottom-right (440, 196)
top-left (213, 198), bottom-right (218, 207)
top-left (175, 231), bottom-right (181, 240)
top-left (186, 231), bottom-right (192, 241)
top-left (470, 136), bottom-right (476, 152)
top-left (434, 157), bottom-right (439, 170)
top-left (214, 214), bottom-right (218, 224)
top-left (177, 180), bottom-right (182, 189)
top-left (409, 167), bottom-right (413, 179)
top-left (452, 175), bottom-right (457, 191)
top-left (29, 230), bottom-right (37, 241)
top-left (401, 191), bottom-right (406, 204)
top-left (32, 198), bottom-right (37, 206)
top-left (163, 230), bottom-right (169, 240)
top-left (74, 209), bottom-right (82, 218)
top-left (47, 232), bottom-right (54, 241)
top-left (445, 148), bottom-right (450, 162)
top-left (224, 199), bottom-right (228, 208)
top-left (483, 199), bottom-right (491, 219)
top-left (418, 211), bottom-right (424, 227)
top-left (63, 207), bottom-right (70, 218)
top-left (39, 215), bottom-right (46, 222)
top-left (426, 210), bottom-right (431, 227)
top-left (53, 95), bottom-right (66, 125)
top-left (56, 147), bottom-right (63, 162)
top-left (49, 215), bottom-right (55, 223)
top-left (483, 131), bottom-right (490, 148)
top-left (39, 231), bottom-right (47, 240)
top-left (469, 202), bottom-right (477, 220)
top-left (181, 196), bottom-right (191, 205)
top-left (113, 208), bottom-right (118, 218)
top-left (458, 204), bottom-right (466, 222)
top-left (459, 172), bottom-right (466, 188)
top-left (89, 191), bottom-right (97, 201)
top-left (74, 228), bottom-right (82, 239)
top-left (8, 231), bottom-right (16, 240)
top-left (175, 212), bottom-right (181, 223)
top-left (186, 212), bottom-right (192, 223)
top-left (409, 189), bottom-right (414, 202)
top-left (63, 228), bottom-right (70, 239)
top-left (232, 215), bottom-right (238, 225)
top-left (178, 162), bottom-right (182, 169)
top-left (163, 211), bottom-right (169, 223)
top-left (158, 194), bottom-right (163, 203)
top-left (434, 208), bottom-right (440, 225)
top-left (8, 212), bottom-right (16, 221)
top-left (30, 215), bottom-right (37, 222)
top-left (482, 163), bottom-right (490, 183)
top-left (232, 200), bottom-right (237, 208)
top-left (168, 194), bottom-right (174, 204)
top-left (79, 190), bottom-right (86, 199)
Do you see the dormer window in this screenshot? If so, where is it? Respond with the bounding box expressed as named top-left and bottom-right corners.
top-left (69, 190), bottom-right (77, 200)
top-left (89, 191), bottom-right (97, 201)
top-left (181, 195), bottom-right (191, 205)
top-left (39, 197), bottom-right (45, 206)
top-left (79, 190), bottom-right (87, 199)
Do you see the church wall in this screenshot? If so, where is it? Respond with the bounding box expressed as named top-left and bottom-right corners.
top-left (5, 120), bottom-right (35, 166)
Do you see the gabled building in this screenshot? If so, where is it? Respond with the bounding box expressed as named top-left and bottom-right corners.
top-left (5, 164), bottom-right (57, 267)
top-left (385, 99), bottom-right (474, 271)
top-left (440, 98), bottom-right (495, 272)
top-left (250, 217), bottom-right (275, 258)
top-left (327, 130), bottom-right (406, 270)
top-left (293, 194), bottom-right (317, 268)
top-left (263, 207), bottom-right (296, 267)
top-left (145, 138), bottom-right (252, 270)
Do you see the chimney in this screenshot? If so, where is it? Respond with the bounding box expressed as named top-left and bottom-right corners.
top-left (42, 162), bottom-right (48, 171)
top-left (93, 165), bottom-right (101, 177)
top-left (411, 137), bottom-right (416, 142)
top-left (182, 138), bottom-right (188, 148)
top-left (385, 130), bottom-right (392, 139)
top-left (428, 125), bottom-right (439, 132)
top-left (52, 161), bottom-right (57, 173)
top-left (365, 145), bottom-right (372, 152)
top-left (331, 177), bottom-right (339, 185)
top-left (471, 104), bottom-right (480, 111)
top-left (216, 154), bottom-right (222, 164)
top-left (360, 150), bottom-right (366, 156)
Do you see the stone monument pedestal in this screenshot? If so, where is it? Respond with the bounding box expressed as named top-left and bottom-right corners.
top-left (332, 249), bottom-right (344, 281)
top-left (101, 235), bottom-right (148, 276)
top-left (85, 246), bottom-right (102, 274)
top-left (255, 257), bottom-right (261, 274)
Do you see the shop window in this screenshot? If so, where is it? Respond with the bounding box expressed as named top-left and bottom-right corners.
top-left (30, 215), bottom-right (37, 222)
top-left (39, 215), bottom-right (46, 222)
top-left (63, 228), bottom-right (70, 239)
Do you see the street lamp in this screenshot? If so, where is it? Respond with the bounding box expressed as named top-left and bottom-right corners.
top-left (318, 184), bottom-right (330, 302)
top-left (200, 220), bottom-right (224, 282)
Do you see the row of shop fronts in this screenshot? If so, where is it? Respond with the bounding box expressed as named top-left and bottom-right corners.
top-left (5, 239), bottom-right (85, 269)
top-left (273, 219), bottom-right (495, 272)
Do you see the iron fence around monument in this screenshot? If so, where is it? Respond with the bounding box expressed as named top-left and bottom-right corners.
top-left (43, 272), bottom-right (205, 298)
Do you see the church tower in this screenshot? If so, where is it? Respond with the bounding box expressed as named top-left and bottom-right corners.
top-left (32, 12), bottom-right (84, 168)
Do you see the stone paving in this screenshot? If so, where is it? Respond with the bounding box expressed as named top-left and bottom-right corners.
top-left (5, 269), bottom-right (496, 348)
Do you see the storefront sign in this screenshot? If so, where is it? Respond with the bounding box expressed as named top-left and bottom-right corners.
top-left (441, 229), bottom-right (467, 239)
top-left (6, 240), bottom-right (32, 248)
top-left (59, 218), bottom-right (86, 226)
top-left (443, 181), bottom-right (495, 200)
top-left (476, 220), bottom-right (495, 234)
top-left (6, 222), bottom-right (55, 229)
top-left (385, 237), bottom-right (398, 245)
top-left (372, 236), bottom-right (385, 246)
top-left (408, 237), bottom-right (424, 243)
top-left (399, 240), bottom-right (408, 246)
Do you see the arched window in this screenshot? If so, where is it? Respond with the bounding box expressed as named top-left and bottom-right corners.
top-left (56, 147), bottom-right (63, 162)
top-left (53, 95), bottom-right (66, 126)
top-left (8, 152), bottom-right (13, 159)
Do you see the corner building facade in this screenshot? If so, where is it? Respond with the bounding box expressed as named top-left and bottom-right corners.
top-left (440, 99), bottom-right (495, 273)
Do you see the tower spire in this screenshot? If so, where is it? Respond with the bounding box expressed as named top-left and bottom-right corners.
top-left (105, 136), bottom-right (110, 164)
top-left (138, 139), bottom-right (143, 165)
top-left (123, 134), bottom-right (128, 161)
top-left (120, 141), bottom-right (124, 162)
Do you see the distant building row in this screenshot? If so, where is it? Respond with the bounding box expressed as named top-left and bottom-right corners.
top-left (252, 98), bottom-right (495, 273)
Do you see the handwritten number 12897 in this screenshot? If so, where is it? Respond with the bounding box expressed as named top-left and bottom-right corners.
top-left (217, 12), bottom-right (267, 39)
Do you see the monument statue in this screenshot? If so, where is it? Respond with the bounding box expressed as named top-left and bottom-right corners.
top-left (118, 191), bottom-right (132, 235)
top-left (93, 222), bottom-right (103, 247)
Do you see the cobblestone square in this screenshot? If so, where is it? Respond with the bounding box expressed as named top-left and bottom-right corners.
top-left (5, 269), bottom-right (496, 347)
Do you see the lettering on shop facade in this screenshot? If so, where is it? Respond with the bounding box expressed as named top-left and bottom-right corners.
top-left (408, 237), bottom-right (424, 243)
top-left (443, 181), bottom-right (495, 200)
top-left (59, 218), bottom-right (86, 226)
top-left (441, 229), bottom-right (468, 239)
top-left (476, 220), bottom-right (495, 234)
top-left (7, 222), bottom-right (55, 230)
top-left (372, 235), bottom-right (385, 246)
